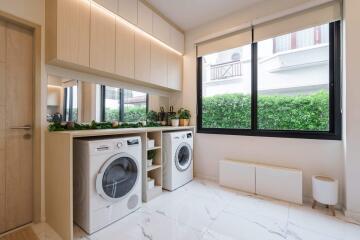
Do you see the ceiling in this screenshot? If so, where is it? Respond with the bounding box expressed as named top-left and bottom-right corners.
top-left (146, 0), bottom-right (265, 31)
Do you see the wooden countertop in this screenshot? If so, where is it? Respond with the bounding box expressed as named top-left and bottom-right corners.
top-left (47, 125), bottom-right (196, 138)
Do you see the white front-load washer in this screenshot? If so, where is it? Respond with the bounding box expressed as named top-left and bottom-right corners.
top-left (163, 131), bottom-right (193, 191)
top-left (73, 136), bottom-right (142, 234)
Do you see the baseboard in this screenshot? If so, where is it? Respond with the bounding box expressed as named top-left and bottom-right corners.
top-left (344, 209), bottom-right (360, 222)
top-left (194, 173), bottom-right (217, 182)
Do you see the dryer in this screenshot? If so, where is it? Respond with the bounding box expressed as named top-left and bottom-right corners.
top-left (73, 136), bottom-right (142, 234)
top-left (163, 131), bottom-right (193, 191)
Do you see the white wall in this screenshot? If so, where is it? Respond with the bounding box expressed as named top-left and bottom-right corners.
top-left (173, 0), bottom-right (345, 204)
top-left (343, 0), bottom-right (360, 221)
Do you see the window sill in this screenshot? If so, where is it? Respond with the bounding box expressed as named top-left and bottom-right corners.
top-left (197, 128), bottom-right (341, 140)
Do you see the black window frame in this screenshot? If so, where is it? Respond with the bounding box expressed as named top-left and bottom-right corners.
top-left (100, 85), bottom-right (149, 122)
top-left (197, 21), bottom-right (342, 140)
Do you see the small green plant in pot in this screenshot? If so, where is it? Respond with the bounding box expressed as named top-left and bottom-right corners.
top-left (178, 108), bottom-right (191, 126)
top-left (170, 114), bottom-right (180, 127)
top-left (147, 150), bottom-right (156, 167)
top-left (146, 110), bottom-right (158, 124)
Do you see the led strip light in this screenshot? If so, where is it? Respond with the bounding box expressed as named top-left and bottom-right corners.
top-left (88, 0), bottom-right (183, 56)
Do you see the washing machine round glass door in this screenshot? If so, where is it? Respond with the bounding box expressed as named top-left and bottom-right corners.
top-left (175, 142), bottom-right (192, 172)
top-left (96, 153), bottom-right (138, 202)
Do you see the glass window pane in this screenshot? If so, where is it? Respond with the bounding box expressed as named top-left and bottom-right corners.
top-left (257, 24), bottom-right (330, 131)
top-left (201, 44), bottom-right (252, 129)
top-left (124, 89), bottom-right (147, 122)
top-left (104, 86), bottom-right (120, 122)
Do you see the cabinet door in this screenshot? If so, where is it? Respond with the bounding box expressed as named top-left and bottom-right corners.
top-left (138, 1), bottom-right (152, 34)
top-left (116, 17), bottom-right (135, 79)
top-left (167, 52), bottom-right (182, 90)
top-left (93, 0), bottom-right (118, 14)
top-left (170, 26), bottom-right (184, 54)
top-left (57, 0), bottom-right (90, 67)
top-left (135, 32), bottom-right (150, 83)
top-left (117, 0), bottom-right (138, 25)
top-left (153, 13), bottom-right (170, 45)
top-left (150, 42), bottom-right (167, 87)
top-left (90, 3), bottom-right (116, 73)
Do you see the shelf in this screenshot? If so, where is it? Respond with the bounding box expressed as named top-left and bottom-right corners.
top-left (147, 146), bottom-right (161, 151)
top-left (146, 186), bottom-right (162, 201)
top-left (147, 164), bottom-right (161, 172)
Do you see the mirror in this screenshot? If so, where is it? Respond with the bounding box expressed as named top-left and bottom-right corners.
top-left (46, 74), bottom-right (169, 124)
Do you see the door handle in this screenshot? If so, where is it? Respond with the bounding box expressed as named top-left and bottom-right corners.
top-left (10, 125), bottom-right (32, 130)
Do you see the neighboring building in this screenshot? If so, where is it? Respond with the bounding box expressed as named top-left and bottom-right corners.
top-left (202, 24), bottom-right (329, 97)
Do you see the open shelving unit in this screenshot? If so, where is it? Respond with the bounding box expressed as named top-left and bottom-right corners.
top-left (142, 130), bottom-right (163, 202)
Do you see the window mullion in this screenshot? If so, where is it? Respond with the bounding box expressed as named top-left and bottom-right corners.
top-left (119, 89), bottom-right (125, 122)
top-left (251, 42), bottom-right (258, 131)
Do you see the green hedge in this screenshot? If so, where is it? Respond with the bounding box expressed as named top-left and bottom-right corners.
top-left (202, 91), bottom-right (329, 131)
top-left (105, 107), bottom-right (146, 122)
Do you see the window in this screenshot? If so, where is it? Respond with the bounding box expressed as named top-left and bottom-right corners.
top-left (197, 22), bottom-right (341, 140)
top-left (100, 85), bottom-right (148, 122)
top-left (63, 85), bottom-right (78, 122)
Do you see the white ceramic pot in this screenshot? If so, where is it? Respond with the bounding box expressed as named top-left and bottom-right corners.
top-left (147, 159), bottom-right (153, 167)
top-left (312, 176), bottom-right (338, 205)
top-left (171, 119), bottom-right (179, 127)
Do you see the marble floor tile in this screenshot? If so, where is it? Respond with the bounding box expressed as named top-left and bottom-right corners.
top-left (31, 178), bottom-right (360, 240)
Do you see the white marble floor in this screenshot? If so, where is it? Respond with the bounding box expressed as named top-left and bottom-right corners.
top-left (33, 179), bottom-right (360, 240)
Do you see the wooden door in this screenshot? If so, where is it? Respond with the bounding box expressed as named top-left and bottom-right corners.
top-left (0, 20), bottom-right (34, 234)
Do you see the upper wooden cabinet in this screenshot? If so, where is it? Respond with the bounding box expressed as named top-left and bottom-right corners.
top-left (152, 12), bottom-right (170, 45)
top-left (170, 27), bottom-right (185, 54)
top-left (45, 0), bottom-right (90, 67)
top-left (167, 52), bottom-right (182, 91)
top-left (135, 32), bottom-right (151, 83)
top-left (138, 1), bottom-right (153, 34)
top-left (151, 42), bottom-right (168, 87)
top-left (90, 3), bottom-right (116, 74)
top-left (93, 0), bottom-right (118, 14)
top-left (116, 17), bottom-right (135, 79)
top-left (117, 0), bottom-right (138, 25)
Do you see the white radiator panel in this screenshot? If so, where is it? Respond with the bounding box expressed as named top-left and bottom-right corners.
top-left (219, 160), bottom-right (255, 193)
top-left (256, 165), bottom-right (303, 204)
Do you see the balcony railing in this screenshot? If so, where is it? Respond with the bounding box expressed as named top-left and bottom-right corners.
top-left (210, 60), bottom-right (242, 81)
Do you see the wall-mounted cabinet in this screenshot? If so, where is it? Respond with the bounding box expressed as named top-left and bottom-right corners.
top-left (135, 32), bottom-right (151, 83)
top-left (117, 0), bottom-right (138, 25)
top-left (90, 4), bottom-right (116, 74)
top-left (170, 27), bottom-right (185, 55)
top-left (46, 0), bottom-right (183, 92)
top-left (116, 17), bottom-right (135, 79)
top-left (152, 12), bottom-right (170, 45)
top-left (93, 0), bottom-right (118, 14)
top-left (46, 0), bottom-right (90, 67)
top-left (151, 42), bottom-right (168, 88)
top-left (138, 1), bottom-right (153, 34)
top-left (167, 52), bottom-right (182, 91)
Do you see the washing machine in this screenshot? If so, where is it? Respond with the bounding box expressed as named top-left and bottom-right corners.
top-left (163, 131), bottom-right (193, 191)
top-left (73, 136), bottom-right (142, 234)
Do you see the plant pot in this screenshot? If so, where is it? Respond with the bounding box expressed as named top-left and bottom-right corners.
top-left (147, 159), bottom-right (153, 167)
top-left (171, 119), bottom-right (179, 127)
top-left (179, 119), bottom-right (190, 126)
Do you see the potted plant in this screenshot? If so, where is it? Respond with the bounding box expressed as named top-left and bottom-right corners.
top-left (147, 150), bottom-right (156, 167)
top-left (170, 114), bottom-right (180, 127)
top-left (178, 108), bottom-right (191, 126)
top-left (146, 110), bottom-right (158, 124)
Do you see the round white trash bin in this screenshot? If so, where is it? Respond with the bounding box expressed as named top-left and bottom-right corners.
top-left (312, 176), bottom-right (338, 216)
